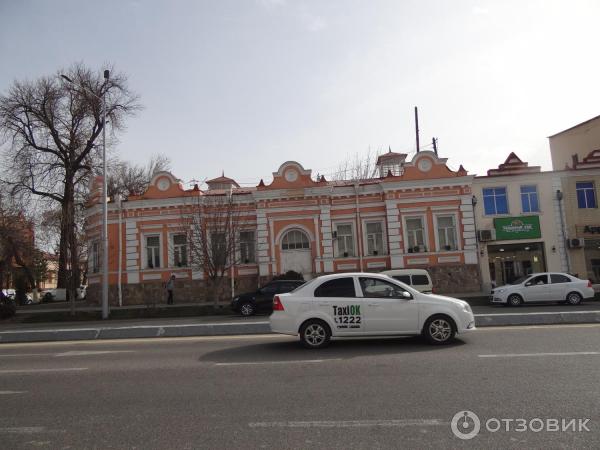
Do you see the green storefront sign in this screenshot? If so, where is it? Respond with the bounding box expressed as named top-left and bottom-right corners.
top-left (494, 216), bottom-right (541, 240)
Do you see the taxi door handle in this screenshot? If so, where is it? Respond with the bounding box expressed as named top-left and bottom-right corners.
top-left (318, 303), bottom-right (329, 306)
top-left (367, 303), bottom-right (380, 307)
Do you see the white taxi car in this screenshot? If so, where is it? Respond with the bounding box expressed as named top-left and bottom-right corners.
top-left (270, 273), bottom-right (475, 349)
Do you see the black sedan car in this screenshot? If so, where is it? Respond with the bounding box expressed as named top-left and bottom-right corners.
top-left (231, 279), bottom-right (305, 316)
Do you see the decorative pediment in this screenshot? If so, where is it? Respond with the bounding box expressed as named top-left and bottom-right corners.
top-left (571, 149), bottom-right (600, 169)
top-left (140, 171), bottom-right (186, 198)
top-left (259, 161), bottom-right (317, 189)
top-left (487, 152), bottom-right (540, 176)
top-left (206, 173), bottom-right (240, 191)
top-left (386, 151), bottom-right (464, 180)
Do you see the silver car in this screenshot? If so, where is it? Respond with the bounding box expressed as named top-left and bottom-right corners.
top-left (490, 272), bottom-right (595, 306)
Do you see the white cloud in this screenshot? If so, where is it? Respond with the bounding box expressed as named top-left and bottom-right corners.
top-left (258, 0), bottom-right (287, 10)
top-left (472, 6), bottom-right (489, 15)
top-left (304, 14), bottom-right (326, 32)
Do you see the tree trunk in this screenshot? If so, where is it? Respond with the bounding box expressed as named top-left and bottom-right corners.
top-left (57, 200), bottom-right (70, 290)
top-left (63, 175), bottom-right (78, 316)
top-left (206, 277), bottom-right (224, 308)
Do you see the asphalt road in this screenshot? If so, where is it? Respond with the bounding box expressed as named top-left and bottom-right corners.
top-left (1, 325), bottom-right (599, 449)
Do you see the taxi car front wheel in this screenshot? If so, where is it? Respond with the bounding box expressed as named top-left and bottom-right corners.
top-left (300, 319), bottom-right (331, 349)
top-left (423, 315), bottom-right (456, 345)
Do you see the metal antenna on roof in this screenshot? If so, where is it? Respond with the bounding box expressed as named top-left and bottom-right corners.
top-left (414, 106), bottom-right (420, 153)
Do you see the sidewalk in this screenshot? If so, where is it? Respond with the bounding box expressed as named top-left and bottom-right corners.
top-left (2, 305), bottom-right (600, 343)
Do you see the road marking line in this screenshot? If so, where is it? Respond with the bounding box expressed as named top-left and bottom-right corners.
top-left (0, 322), bottom-right (272, 335)
top-left (0, 427), bottom-right (47, 434)
top-left (54, 350), bottom-right (135, 357)
top-left (0, 353), bottom-right (51, 358)
top-left (249, 419), bottom-right (447, 428)
top-left (479, 351), bottom-right (600, 358)
top-left (475, 310), bottom-right (600, 317)
top-left (0, 334), bottom-right (286, 349)
top-left (477, 323), bottom-right (600, 331)
top-left (0, 368), bottom-right (88, 374)
top-left (215, 359), bottom-right (340, 366)
top-left (0, 391), bottom-right (27, 395)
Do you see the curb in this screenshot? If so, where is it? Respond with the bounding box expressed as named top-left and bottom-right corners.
top-left (474, 310), bottom-right (600, 327)
top-left (1, 312), bottom-right (600, 344)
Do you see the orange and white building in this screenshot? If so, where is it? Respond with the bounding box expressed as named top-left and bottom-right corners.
top-left (85, 151), bottom-right (481, 304)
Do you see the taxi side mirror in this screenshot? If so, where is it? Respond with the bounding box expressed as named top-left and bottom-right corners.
top-left (400, 291), bottom-right (413, 300)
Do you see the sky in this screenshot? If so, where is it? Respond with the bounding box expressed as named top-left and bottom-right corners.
top-left (1, 0), bottom-right (600, 188)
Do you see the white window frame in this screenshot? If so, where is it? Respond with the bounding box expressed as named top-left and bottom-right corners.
top-left (142, 233), bottom-right (163, 270)
top-left (402, 215), bottom-right (429, 253)
top-left (169, 232), bottom-right (189, 268)
top-left (333, 221), bottom-right (356, 258)
top-left (239, 229), bottom-right (256, 264)
top-left (280, 229), bottom-right (311, 251)
top-left (482, 186), bottom-right (510, 216)
top-left (520, 185), bottom-right (540, 214)
top-left (576, 181), bottom-right (597, 209)
top-left (433, 213), bottom-right (460, 252)
top-left (362, 219), bottom-right (387, 256)
top-left (90, 241), bottom-right (100, 273)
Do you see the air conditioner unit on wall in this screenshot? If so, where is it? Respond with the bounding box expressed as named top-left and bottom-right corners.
top-left (477, 229), bottom-right (496, 242)
top-left (567, 238), bottom-right (584, 248)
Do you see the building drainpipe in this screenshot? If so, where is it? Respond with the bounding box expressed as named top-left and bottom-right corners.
top-left (471, 195), bottom-right (484, 292)
top-left (117, 196), bottom-right (123, 307)
top-left (556, 189), bottom-right (571, 273)
top-left (354, 183), bottom-right (363, 271)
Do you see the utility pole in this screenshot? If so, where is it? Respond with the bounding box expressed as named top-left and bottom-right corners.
top-left (414, 106), bottom-right (420, 153)
top-left (432, 137), bottom-right (438, 156)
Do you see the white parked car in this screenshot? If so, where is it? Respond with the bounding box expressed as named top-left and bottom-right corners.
top-left (380, 269), bottom-right (433, 293)
top-left (270, 272), bottom-right (476, 349)
top-left (490, 272), bottom-right (595, 306)
top-left (2, 289), bottom-right (16, 299)
top-left (40, 288), bottom-right (67, 302)
top-left (40, 286), bottom-right (87, 302)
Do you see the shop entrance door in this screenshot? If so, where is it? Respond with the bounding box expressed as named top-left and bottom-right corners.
top-left (488, 242), bottom-right (546, 286)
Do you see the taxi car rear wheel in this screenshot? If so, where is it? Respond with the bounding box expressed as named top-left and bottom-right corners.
top-left (423, 315), bottom-right (456, 345)
top-left (299, 319), bottom-right (331, 349)
top-left (566, 292), bottom-right (582, 305)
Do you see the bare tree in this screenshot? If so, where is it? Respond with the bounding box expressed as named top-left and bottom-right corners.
top-left (184, 192), bottom-right (252, 305)
top-left (0, 63), bottom-right (140, 309)
top-left (107, 153), bottom-right (171, 199)
top-left (330, 148), bottom-right (382, 181)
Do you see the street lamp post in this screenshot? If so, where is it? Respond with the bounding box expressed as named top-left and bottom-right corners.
top-left (61, 70), bottom-right (110, 319)
top-left (101, 69), bottom-right (109, 319)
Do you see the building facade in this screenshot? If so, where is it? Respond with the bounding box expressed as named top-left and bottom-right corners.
top-left (549, 115), bottom-right (600, 171)
top-left (85, 151), bottom-right (481, 305)
top-left (550, 116), bottom-right (600, 284)
top-left (472, 153), bottom-right (567, 292)
top-left (556, 150), bottom-right (600, 282)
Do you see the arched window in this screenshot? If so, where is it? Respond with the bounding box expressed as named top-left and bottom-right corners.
top-left (281, 229), bottom-right (310, 250)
